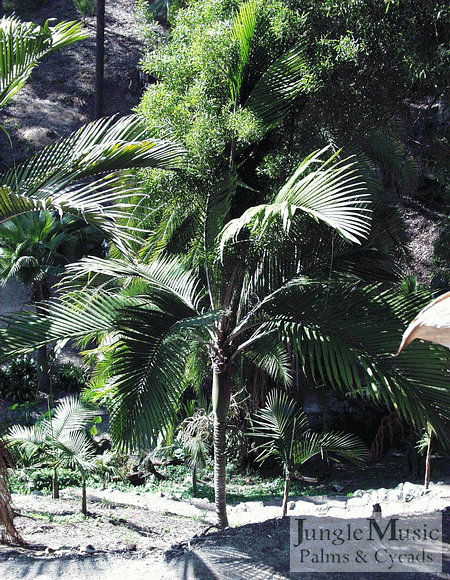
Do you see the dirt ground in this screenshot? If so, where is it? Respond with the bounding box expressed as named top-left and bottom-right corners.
top-left (0, 0), bottom-right (149, 167)
top-left (2, 456), bottom-right (450, 579)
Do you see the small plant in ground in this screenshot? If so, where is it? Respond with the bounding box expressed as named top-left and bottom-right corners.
top-left (53, 362), bottom-right (90, 393)
top-left (0, 357), bottom-right (37, 403)
top-left (177, 409), bottom-right (211, 497)
top-left (93, 450), bottom-right (125, 489)
top-left (72, 0), bottom-right (96, 23)
top-left (250, 390), bottom-right (369, 517)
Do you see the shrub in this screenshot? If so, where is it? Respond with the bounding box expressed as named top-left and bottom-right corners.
top-left (9, 467), bottom-right (83, 493)
top-left (53, 363), bottom-right (90, 393)
top-left (0, 357), bottom-right (37, 403)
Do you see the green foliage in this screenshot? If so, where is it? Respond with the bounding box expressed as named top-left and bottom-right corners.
top-left (53, 363), bottom-right (90, 393)
top-left (250, 390), bottom-right (368, 474)
top-left (250, 389), bottom-right (368, 515)
top-left (7, 395), bottom-right (101, 509)
top-left (72, 0), bottom-right (96, 21)
top-left (138, 0), bottom-right (450, 219)
top-left (10, 467), bottom-right (83, 493)
top-left (0, 357), bottom-right (37, 403)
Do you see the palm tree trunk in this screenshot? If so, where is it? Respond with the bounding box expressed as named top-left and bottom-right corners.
top-left (192, 464), bottom-right (197, 498)
top-left (424, 423), bottom-right (432, 489)
top-left (34, 281), bottom-right (50, 392)
top-left (212, 368), bottom-right (230, 528)
top-left (81, 475), bottom-right (87, 516)
top-left (282, 470), bottom-right (291, 518)
top-left (52, 466), bottom-right (59, 499)
top-left (95, 0), bottom-right (105, 119)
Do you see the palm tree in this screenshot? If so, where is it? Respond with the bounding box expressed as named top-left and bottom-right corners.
top-left (7, 395), bottom-right (100, 513)
top-left (2, 5), bottom-right (450, 531)
top-left (250, 390), bottom-right (368, 517)
top-left (4, 146), bottom-right (450, 528)
top-left (0, 211), bottom-right (104, 390)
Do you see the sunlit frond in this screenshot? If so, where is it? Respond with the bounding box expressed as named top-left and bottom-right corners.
top-left (220, 147), bottom-right (370, 256)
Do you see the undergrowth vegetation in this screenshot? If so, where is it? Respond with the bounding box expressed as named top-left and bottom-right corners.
top-left (8, 461), bottom-right (322, 504)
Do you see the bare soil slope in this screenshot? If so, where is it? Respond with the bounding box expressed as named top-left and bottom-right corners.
top-left (0, 0), bottom-right (147, 166)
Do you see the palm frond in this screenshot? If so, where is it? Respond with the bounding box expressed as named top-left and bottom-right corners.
top-left (61, 255), bottom-right (204, 311)
top-left (264, 281), bottom-right (450, 442)
top-left (0, 291), bottom-right (131, 358)
top-left (55, 431), bottom-right (97, 472)
top-left (245, 42), bottom-right (307, 130)
top-left (240, 330), bottom-right (293, 386)
top-left (0, 17), bottom-right (86, 107)
top-left (229, 0), bottom-right (259, 103)
top-left (219, 147), bottom-right (370, 255)
top-left (396, 290), bottom-right (450, 354)
top-left (204, 170), bottom-right (237, 253)
top-left (0, 116), bottom-right (186, 246)
top-left (295, 431), bottom-right (368, 467)
top-left (107, 332), bottom-right (190, 451)
top-left (50, 395), bottom-right (99, 438)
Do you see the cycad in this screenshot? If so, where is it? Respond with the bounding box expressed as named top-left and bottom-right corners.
top-left (250, 390), bottom-right (368, 517)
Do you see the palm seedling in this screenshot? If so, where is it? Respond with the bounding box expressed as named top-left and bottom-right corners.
top-left (178, 409), bottom-right (212, 497)
top-left (7, 396), bottom-right (100, 515)
top-left (250, 390), bottom-right (368, 517)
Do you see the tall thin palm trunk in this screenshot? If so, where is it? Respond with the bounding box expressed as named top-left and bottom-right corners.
top-left (282, 470), bottom-right (291, 518)
top-left (81, 475), bottom-right (87, 516)
top-left (52, 466), bottom-right (59, 499)
top-left (34, 280), bottom-right (50, 392)
top-left (192, 464), bottom-right (197, 498)
top-left (212, 368), bottom-right (230, 528)
top-left (424, 422), bottom-right (432, 490)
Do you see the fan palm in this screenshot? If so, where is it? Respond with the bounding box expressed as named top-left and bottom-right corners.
top-left (7, 395), bottom-right (99, 513)
top-left (250, 390), bottom-right (368, 517)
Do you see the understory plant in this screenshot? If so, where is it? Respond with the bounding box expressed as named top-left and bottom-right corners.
top-left (250, 390), bottom-right (368, 517)
top-left (7, 396), bottom-right (101, 515)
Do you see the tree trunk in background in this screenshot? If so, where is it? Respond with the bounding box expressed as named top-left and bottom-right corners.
top-left (0, 441), bottom-right (23, 544)
top-left (192, 464), bottom-right (197, 498)
top-left (82, 477), bottom-right (87, 515)
top-left (95, 0), bottom-right (105, 119)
